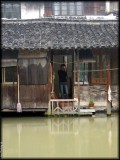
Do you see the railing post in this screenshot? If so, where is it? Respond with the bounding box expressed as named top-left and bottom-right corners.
top-left (51, 101), bottom-right (53, 115)
top-left (47, 100), bottom-right (51, 115)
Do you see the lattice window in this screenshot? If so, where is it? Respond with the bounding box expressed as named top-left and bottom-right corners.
top-left (1, 2), bottom-right (21, 19)
top-left (1, 67), bottom-right (17, 84)
top-left (53, 2), bottom-right (83, 16)
top-left (91, 54), bottom-right (110, 84)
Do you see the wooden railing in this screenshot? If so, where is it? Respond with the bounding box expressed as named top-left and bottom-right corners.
top-left (49, 99), bottom-right (78, 115)
top-left (48, 99), bottom-right (96, 115)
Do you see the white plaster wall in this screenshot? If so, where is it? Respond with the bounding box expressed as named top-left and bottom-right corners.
top-left (110, 2), bottom-right (119, 11)
top-left (106, 2), bottom-right (118, 13)
top-left (21, 2), bottom-right (44, 19)
top-left (105, 1), bottom-right (110, 13)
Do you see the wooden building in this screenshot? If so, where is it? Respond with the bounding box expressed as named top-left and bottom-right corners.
top-left (1, 17), bottom-right (118, 113)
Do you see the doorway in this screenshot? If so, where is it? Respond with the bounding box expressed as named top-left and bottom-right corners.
top-left (52, 53), bottom-right (73, 99)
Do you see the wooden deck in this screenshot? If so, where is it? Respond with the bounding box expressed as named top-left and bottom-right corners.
top-left (48, 99), bottom-right (95, 116)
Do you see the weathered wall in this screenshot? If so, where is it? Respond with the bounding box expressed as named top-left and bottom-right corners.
top-left (111, 48), bottom-right (119, 85)
top-left (1, 64), bottom-right (52, 110)
top-left (1, 85), bottom-right (18, 109)
top-left (110, 2), bottom-right (118, 11)
top-left (1, 49), bottom-right (52, 111)
top-left (74, 85), bottom-right (119, 109)
top-left (18, 49), bottom-right (51, 109)
top-left (19, 85), bottom-right (49, 109)
top-left (110, 85), bottom-right (119, 109)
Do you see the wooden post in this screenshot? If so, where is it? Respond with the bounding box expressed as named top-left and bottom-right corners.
top-left (49, 49), bottom-right (54, 99)
top-left (18, 74), bottom-right (20, 103)
top-left (77, 49), bottom-right (80, 113)
top-left (106, 64), bottom-right (111, 116)
top-left (17, 61), bottom-right (22, 113)
top-left (49, 55), bottom-right (54, 99)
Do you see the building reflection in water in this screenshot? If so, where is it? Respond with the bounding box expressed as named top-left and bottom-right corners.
top-left (17, 123), bottom-right (22, 158)
top-left (2, 115), bottom-right (118, 158)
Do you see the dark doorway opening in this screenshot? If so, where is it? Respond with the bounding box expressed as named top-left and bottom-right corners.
top-left (50, 50), bottom-right (74, 99)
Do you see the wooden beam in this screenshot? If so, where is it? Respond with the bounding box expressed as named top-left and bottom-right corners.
top-left (50, 99), bottom-right (76, 102)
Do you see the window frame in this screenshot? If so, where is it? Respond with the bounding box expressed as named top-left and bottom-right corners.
top-left (1, 66), bottom-right (17, 84)
top-left (74, 51), bottom-right (110, 85)
top-left (1, 2), bottom-right (21, 19)
top-left (53, 2), bottom-right (83, 16)
top-left (74, 62), bottom-right (90, 85)
top-left (91, 54), bottom-right (110, 84)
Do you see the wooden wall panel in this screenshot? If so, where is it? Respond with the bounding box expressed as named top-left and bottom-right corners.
top-left (1, 62), bottom-right (52, 110)
top-left (1, 85), bottom-right (18, 109)
top-left (20, 85), bottom-right (48, 102)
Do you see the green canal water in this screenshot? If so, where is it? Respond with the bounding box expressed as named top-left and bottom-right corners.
top-left (2, 114), bottom-right (118, 158)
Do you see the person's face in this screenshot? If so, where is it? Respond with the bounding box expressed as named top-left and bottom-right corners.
top-left (62, 66), bottom-right (66, 71)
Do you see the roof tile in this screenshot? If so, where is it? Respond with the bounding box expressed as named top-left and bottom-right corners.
top-left (2, 18), bottom-right (118, 49)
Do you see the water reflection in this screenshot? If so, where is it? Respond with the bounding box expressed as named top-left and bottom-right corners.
top-left (2, 114), bottom-right (118, 158)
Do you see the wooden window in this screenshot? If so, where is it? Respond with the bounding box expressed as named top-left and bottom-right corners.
top-left (84, 2), bottom-right (94, 15)
top-left (74, 49), bottom-right (95, 85)
top-left (44, 2), bottom-right (53, 17)
top-left (53, 2), bottom-right (83, 16)
top-left (75, 62), bottom-right (90, 85)
top-left (1, 67), bottom-right (17, 84)
top-left (84, 2), bottom-right (105, 15)
top-left (1, 2), bottom-right (21, 19)
top-left (69, 2), bottom-right (75, 15)
top-left (54, 2), bottom-right (61, 16)
top-left (79, 63), bottom-right (89, 85)
top-left (76, 2), bottom-right (83, 15)
top-left (45, 2), bottom-right (106, 17)
top-left (91, 54), bottom-right (110, 84)
top-left (61, 2), bottom-right (67, 16)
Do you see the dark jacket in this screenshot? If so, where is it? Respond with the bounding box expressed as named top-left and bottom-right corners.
top-left (58, 70), bottom-right (67, 82)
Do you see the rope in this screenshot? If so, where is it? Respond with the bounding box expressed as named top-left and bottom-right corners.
top-left (50, 61), bottom-right (119, 72)
top-left (73, 68), bottom-right (119, 72)
top-left (51, 60), bottom-right (74, 64)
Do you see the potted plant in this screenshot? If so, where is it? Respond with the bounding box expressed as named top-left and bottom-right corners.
top-left (89, 100), bottom-right (94, 107)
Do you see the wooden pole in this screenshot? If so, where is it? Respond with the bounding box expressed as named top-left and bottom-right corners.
top-left (18, 74), bottom-right (20, 103)
top-left (107, 65), bottom-right (110, 99)
top-left (106, 64), bottom-right (111, 116)
top-left (17, 62), bottom-right (22, 113)
top-left (77, 49), bottom-right (80, 113)
top-left (51, 53), bottom-right (55, 98)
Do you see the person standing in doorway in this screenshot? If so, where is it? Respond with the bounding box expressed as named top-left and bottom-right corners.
top-left (58, 64), bottom-right (68, 99)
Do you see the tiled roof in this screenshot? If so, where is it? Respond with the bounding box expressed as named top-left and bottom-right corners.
top-left (1, 18), bottom-right (118, 50)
